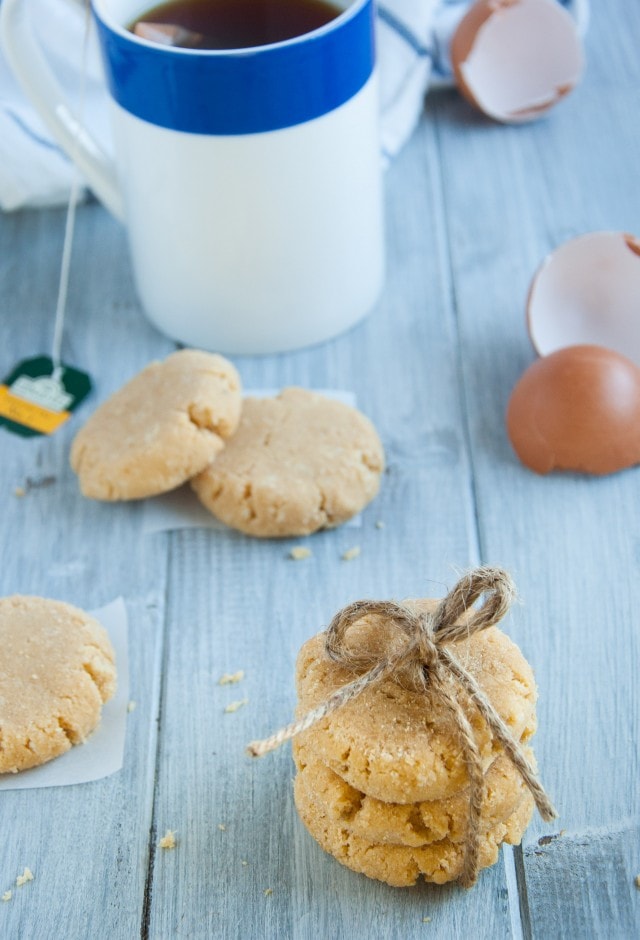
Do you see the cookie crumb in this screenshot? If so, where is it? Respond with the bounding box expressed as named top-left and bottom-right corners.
top-left (342, 546), bottom-right (361, 561)
top-left (159, 830), bottom-right (177, 850)
top-left (2, 891), bottom-right (12, 902)
top-left (375, 520), bottom-right (385, 529)
top-left (16, 868), bottom-right (33, 887)
top-left (127, 700), bottom-right (137, 712)
top-left (635, 874), bottom-right (640, 889)
top-left (14, 477), bottom-right (57, 498)
top-left (218, 823), bottom-right (226, 831)
top-left (218, 670), bottom-right (245, 685)
top-left (224, 698), bottom-right (248, 714)
top-left (241, 860), bottom-right (248, 867)
top-left (422, 917), bottom-right (431, 923)
top-left (264, 888), bottom-right (273, 897)
top-left (289, 546), bottom-right (312, 561)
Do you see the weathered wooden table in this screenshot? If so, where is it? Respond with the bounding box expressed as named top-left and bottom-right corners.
top-left (1, 2), bottom-right (639, 936)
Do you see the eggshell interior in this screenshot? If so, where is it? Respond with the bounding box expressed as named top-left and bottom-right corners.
top-left (527, 232), bottom-right (640, 367)
top-left (452, 0), bottom-right (584, 123)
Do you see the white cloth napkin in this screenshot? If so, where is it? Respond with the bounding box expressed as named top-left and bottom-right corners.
top-left (0, 0), bottom-right (589, 212)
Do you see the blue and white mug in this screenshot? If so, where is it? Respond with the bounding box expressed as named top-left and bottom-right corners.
top-left (1, 0), bottom-right (385, 354)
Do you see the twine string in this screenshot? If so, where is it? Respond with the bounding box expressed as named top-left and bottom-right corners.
top-left (247, 566), bottom-right (557, 887)
top-left (431, 672), bottom-right (486, 886)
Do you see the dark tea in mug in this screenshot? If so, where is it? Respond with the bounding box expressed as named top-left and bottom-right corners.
top-left (129, 0), bottom-right (343, 49)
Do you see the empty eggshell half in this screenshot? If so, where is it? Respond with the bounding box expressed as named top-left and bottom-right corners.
top-left (451, 0), bottom-right (584, 123)
top-left (527, 231), bottom-right (640, 367)
top-left (506, 344), bottom-right (640, 475)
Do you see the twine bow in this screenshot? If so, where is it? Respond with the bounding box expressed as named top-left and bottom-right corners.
top-left (247, 566), bottom-right (557, 887)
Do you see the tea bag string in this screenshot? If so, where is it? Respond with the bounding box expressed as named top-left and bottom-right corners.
top-left (51, 0), bottom-right (92, 377)
top-left (247, 566), bottom-right (557, 888)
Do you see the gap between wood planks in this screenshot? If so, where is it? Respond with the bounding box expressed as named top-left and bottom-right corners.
top-left (140, 540), bottom-right (175, 940)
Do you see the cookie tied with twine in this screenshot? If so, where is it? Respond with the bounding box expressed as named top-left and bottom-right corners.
top-left (247, 567), bottom-right (557, 888)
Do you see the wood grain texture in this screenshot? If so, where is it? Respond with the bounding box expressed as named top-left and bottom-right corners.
top-left (1, 1), bottom-right (639, 936)
top-left (0, 206), bottom-right (172, 938)
top-left (432, 2), bottom-right (640, 936)
top-left (144, 112), bottom-right (513, 939)
top-left (519, 825), bottom-right (639, 940)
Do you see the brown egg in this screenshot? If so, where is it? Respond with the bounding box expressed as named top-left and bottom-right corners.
top-left (506, 345), bottom-right (640, 475)
top-left (450, 0), bottom-right (584, 123)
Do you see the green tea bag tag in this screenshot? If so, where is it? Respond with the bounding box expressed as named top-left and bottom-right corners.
top-left (0, 356), bottom-right (92, 438)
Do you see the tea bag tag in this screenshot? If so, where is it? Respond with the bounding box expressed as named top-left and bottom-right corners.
top-left (0, 356), bottom-right (92, 438)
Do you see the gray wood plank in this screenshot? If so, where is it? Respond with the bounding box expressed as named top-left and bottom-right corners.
top-left (3, 3), bottom-right (639, 935)
top-left (432, 1), bottom-right (640, 936)
top-left (145, 114), bottom-right (515, 939)
top-left (518, 825), bottom-right (639, 940)
top-left (0, 204), bottom-right (173, 939)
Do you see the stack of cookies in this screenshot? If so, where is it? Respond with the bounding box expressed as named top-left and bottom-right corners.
top-left (292, 599), bottom-right (539, 886)
top-left (71, 349), bottom-right (384, 537)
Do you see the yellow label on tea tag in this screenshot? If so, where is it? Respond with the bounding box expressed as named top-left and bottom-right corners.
top-left (0, 385), bottom-right (69, 433)
top-left (0, 356), bottom-right (92, 438)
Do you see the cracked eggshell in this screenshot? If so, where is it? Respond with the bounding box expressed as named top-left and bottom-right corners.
top-left (451, 0), bottom-right (584, 123)
top-left (506, 345), bottom-right (640, 475)
top-left (527, 231), bottom-right (640, 366)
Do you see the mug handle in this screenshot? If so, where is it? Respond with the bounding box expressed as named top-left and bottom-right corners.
top-left (0, 0), bottom-right (124, 220)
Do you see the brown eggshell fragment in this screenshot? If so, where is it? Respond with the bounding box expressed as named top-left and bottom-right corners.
top-left (527, 232), bottom-right (640, 366)
top-left (506, 345), bottom-right (640, 475)
top-left (451, 0), bottom-right (584, 123)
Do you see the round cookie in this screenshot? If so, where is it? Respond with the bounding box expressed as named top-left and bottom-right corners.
top-left (293, 737), bottom-right (536, 846)
top-left (295, 599), bottom-right (538, 803)
top-left (294, 774), bottom-right (535, 887)
top-left (0, 596), bottom-right (117, 774)
top-left (190, 387), bottom-right (384, 537)
top-left (71, 349), bottom-right (242, 500)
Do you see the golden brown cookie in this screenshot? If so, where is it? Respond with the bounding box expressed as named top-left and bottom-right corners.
top-left (294, 774), bottom-right (534, 886)
top-left (70, 349), bottom-right (242, 500)
top-left (293, 737), bottom-right (536, 846)
top-left (0, 596), bottom-right (117, 774)
top-left (295, 599), bottom-right (537, 803)
top-left (190, 387), bottom-right (384, 537)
